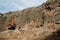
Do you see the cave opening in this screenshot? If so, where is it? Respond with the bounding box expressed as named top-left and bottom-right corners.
top-left (8, 24), bottom-right (16, 30)
top-left (46, 6), bottom-right (52, 11)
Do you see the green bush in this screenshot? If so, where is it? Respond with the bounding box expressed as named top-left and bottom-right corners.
top-left (4, 16), bottom-right (7, 19)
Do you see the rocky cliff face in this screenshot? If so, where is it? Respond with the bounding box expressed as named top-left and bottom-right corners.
top-left (0, 0), bottom-right (60, 40)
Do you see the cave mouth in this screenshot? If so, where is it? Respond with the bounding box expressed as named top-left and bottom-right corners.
top-left (45, 29), bottom-right (60, 40)
top-left (8, 24), bottom-right (16, 30)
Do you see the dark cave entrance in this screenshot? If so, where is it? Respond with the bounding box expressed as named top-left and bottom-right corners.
top-left (8, 24), bottom-right (16, 30)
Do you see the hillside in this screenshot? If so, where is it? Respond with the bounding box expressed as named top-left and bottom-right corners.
top-left (0, 0), bottom-right (60, 40)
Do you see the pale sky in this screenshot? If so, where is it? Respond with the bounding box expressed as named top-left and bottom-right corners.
top-left (0, 0), bottom-right (47, 13)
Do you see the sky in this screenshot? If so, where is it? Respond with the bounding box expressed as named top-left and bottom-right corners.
top-left (0, 0), bottom-right (47, 13)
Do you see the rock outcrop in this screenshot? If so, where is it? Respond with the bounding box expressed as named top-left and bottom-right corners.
top-left (4, 15), bottom-right (16, 30)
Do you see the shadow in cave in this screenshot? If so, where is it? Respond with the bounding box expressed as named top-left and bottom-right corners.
top-left (45, 29), bottom-right (60, 40)
top-left (8, 24), bottom-right (16, 30)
